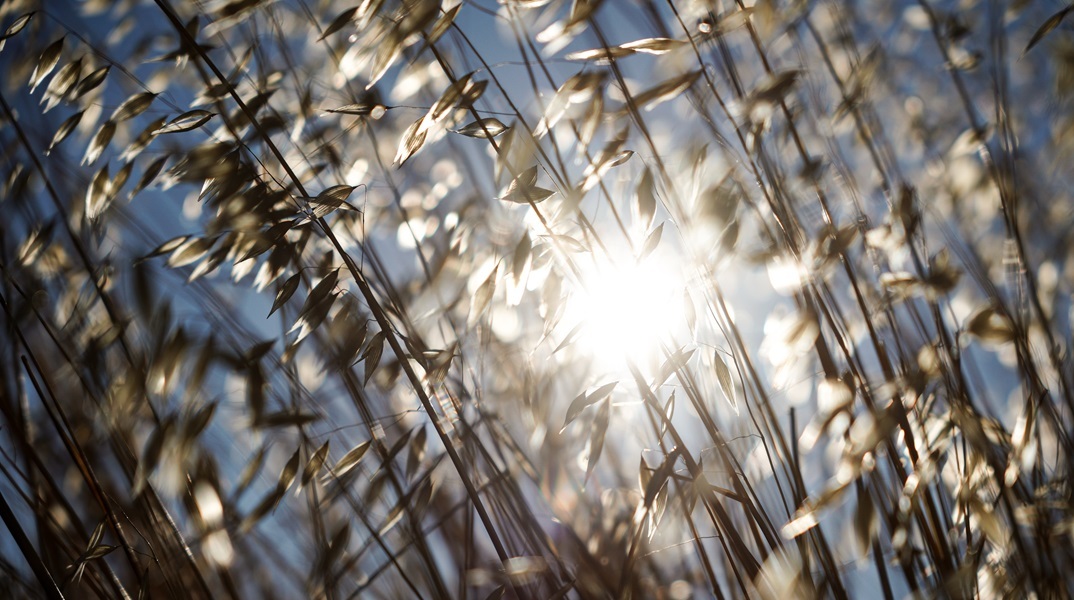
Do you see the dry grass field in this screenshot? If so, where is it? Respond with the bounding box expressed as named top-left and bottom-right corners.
top-left (1, 0), bottom-right (1074, 598)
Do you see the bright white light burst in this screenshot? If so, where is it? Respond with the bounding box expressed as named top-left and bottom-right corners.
top-left (567, 251), bottom-right (685, 371)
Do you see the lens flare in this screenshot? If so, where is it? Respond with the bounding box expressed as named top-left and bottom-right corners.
top-left (565, 250), bottom-right (685, 372)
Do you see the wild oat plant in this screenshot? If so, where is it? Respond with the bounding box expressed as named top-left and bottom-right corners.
top-left (1, 0), bottom-right (1073, 598)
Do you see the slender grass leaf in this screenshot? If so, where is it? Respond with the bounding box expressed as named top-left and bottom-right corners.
top-left (500, 185), bottom-right (553, 204)
top-left (552, 322), bottom-right (584, 354)
top-left (580, 135), bottom-right (629, 191)
top-left (331, 440), bottom-right (372, 477)
top-left (781, 507), bottom-right (820, 539)
top-left (584, 398), bottom-right (611, 484)
top-left (430, 73), bottom-right (474, 121)
top-left (966, 305), bottom-right (1016, 344)
top-left (406, 426), bottom-right (427, 479)
top-left (549, 234), bottom-right (587, 253)
top-left (411, 478), bottom-right (435, 521)
top-left (326, 103), bottom-right (385, 117)
top-left (468, 264), bottom-right (497, 325)
top-left (578, 90), bottom-right (604, 150)
top-left (504, 557), bottom-right (548, 584)
top-left (111, 92), bottom-right (156, 122)
top-left (683, 288), bottom-right (696, 334)
top-left (29, 36), bottom-right (64, 92)
top-left (621, 37), bottom-right (685, 54)
top-left (714, 351), bottom-right (736, 409)
top-left (367, 33), bottom-right (402, 89)
top-left (185, 401), bottom-right (217, 440)
top-left (511, 231), bottom-right (532, 279)
top-left (643, 449), bottom-right (677, 509)
top-left (383, 427), bottom-right (414, 470)
top-left (634, 167), bottom-right (656, 229)
top-left (562, 381), bottom-right (617, 430)
top-left (88, 520), bottom-right (106, 549)
top-left (508, 165), bottom-right (538, 189)
top-left (306, 184), bottom-right (357, 217)
top-left (535, 72), bottom-right (605, 137)
top-left (42, 56), bottom-right (82, 112)
top-left (240, 487), bottom-right (287, 533)
top-left (134, 418), bottom-right (173, 496)
top-left (361, 331), bottom-right (384, 384)
top-left (632, 70), bottom-right (701, 110)
top-left (85, 165), bottom-right (110, 220)
top-left (120, 117), bottom-right (165, 162)
top-left (82, 544), bottom-right (118, 562)
top-left (499, 166), bottom-right (553, 203)
top-left (269, 273), bottom-right (300, 318)
top-left (566, 46), bottom-right (635, 62)
top-left (660, 391), bottom-right (675, 436)
top-left (853, 490), bottom-right (878, 556)
top-left (277, 447), bottom-right (301, 494)
top-left (428, 4), bottom-right (461, 44)
top-left (74, 66), bottom-right (109, 99)
top-left (454, 117), bottom-right (508, 138)
top-left (82, 120), bottom-right (116, 166)
top-left (301, 441), bottom-right (330, 489)
top-left (639, 455), bottom-right (652, 499)
top-left (637, 222), bottom-right (663, 261)
top-left (0, 12), bottom-right (33, 52)
top-left (235, 445), bottom-right (268, 499)
top-left (607, 150), bottom-right (633, 167)
top-left (395, 116), bottom-right (428, 165)
top-left (290, 292), bottom-right (336, 342)
top-left (378, 504), bottom-right (405, 536)
top-left (167, 236), bottom-right (214, 268)
top-left (297, 269), bottom-right (339, 320)
top-left (111, 161), bottom-right (133, 197)
top-left (129, 156), bottom-right (168, 199)
top-left (1024, 6), bottom-right (1073, 56)
top-left (46, 110), bottom-right (83, 155)
top-left (656, 347), bottom-right (694, 387)
top-left (140, 235), bottom-right (188, 263)
top-left (154, 110), bottom-right (215, 134)
top-left (319, 6), bottom-right (358, 40)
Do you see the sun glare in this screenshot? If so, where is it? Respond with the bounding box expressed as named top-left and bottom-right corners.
top-left (565, 251), bottom-right (685, 372)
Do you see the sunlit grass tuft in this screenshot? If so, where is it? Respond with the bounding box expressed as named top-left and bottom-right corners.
top-left (0, 0), bottom-right (1073, 598)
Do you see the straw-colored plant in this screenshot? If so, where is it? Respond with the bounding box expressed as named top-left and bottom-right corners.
top-left (1, 0), bottom-right (1073, 598)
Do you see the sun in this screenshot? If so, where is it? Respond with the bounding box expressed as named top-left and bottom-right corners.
top-left (564, 248), bottom-right (686, 373)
